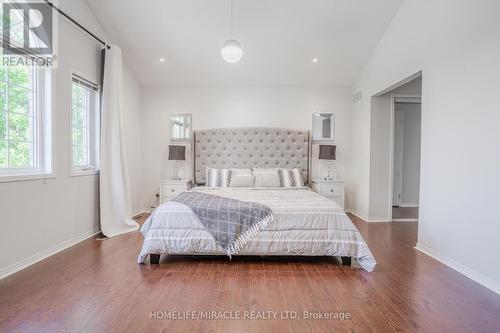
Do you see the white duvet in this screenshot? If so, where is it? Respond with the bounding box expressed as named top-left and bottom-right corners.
top-left (138, 187), bottom-right (376, 272)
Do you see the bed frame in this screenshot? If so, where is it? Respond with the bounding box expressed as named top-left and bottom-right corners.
top-left (193, 127), bottom-right (311, 185)
top-left (149, 127), bottom-right (352, 265)
top-left (149, 254), bottom-right (351, 266)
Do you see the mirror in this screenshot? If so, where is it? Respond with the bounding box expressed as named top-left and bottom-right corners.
top-left (312, 113), bottom-right (335, 141)
top-left (170, 114), bottom-right (192, 141)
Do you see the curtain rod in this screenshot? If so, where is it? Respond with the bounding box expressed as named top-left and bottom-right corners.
top-left (43, 0), bottom-right (109, 48)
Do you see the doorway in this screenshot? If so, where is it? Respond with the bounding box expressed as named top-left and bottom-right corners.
top-left (390, 95), bottom-right (421, 221)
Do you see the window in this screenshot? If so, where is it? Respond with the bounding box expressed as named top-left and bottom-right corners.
top-left (0, 66), bottom-right (48, 177)
top-left (71, 74), bottom-right (99, 175)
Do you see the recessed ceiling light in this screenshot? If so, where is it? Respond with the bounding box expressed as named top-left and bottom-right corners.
top-left (312, 58), bottom-right (319, 63)
top-left (159, 58), bottom-right (166, 63)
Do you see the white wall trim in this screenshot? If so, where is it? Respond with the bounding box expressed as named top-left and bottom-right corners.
top-left (0, 228), bottom-right (101, 281)
top-left (399, 203), bottom-right (419, 208)
top-left (349, 210), bottom-right (369, 221)
top-left (350, 210), bottom-right (391, 223)
top-left (374, 71), bottom-right (423, 97)
top-left (415, 243), bottom-right (500, 295)
top-left (133, 210), bottom-right (148, 218)
top-left (0, 173), bottom-right (56, 183)
top-left (392, 218), bottom-right (418, 222)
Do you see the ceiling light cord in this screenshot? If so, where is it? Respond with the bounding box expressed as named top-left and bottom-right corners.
top-left (229, 0), bottom-right (233, 39)
top-left (221, 0), bottom-right (243, 63)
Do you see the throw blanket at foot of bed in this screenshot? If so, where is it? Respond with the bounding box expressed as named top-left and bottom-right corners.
top-left (171, 191), bottom-right (273, 257)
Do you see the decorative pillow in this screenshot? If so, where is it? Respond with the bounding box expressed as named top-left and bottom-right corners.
top-left (279, 169), bottom-right (293, 187)
top-left (254, 172), bottom-right (281, 187)
top-left (229, 174), bottom-right (255, 188)
top-left (206, 167), bottom-right (231, 187)
top-left (291, 168), bottom-right (304, 187)
top-left (279, 168), bottom-right (304, 187)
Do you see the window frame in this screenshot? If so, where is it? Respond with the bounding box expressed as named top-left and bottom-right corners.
top-left (70, 72), bottom-right (100, 177)
top-left (0, 66), bottom-right (53, 183)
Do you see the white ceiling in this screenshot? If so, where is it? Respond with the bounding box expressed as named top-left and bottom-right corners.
top-left (85, 0), bottom-right (402, 86)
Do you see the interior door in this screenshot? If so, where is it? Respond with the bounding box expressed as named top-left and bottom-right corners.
top-left (392, 110), bottom-right (404, 206)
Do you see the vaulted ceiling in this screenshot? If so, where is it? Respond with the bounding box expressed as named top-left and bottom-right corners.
top-left (86, 0), bottom-right (402, 86)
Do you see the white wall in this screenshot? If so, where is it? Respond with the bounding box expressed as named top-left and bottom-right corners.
top-left (122, 65), bottom-right (143, 215)
top-left (0, 0), bottom-right (143, 278)
top-left (368, 96), bottom-right (391, 220)
top-left (140, 85), bottom-right (352, 209)
top-left (351, 0), bottom-right (500, 293)
top-left (396, 102), bottom-right (421, 206)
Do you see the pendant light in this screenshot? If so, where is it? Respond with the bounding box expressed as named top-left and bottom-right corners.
top-left (221, 0), bottom-right (243, 63)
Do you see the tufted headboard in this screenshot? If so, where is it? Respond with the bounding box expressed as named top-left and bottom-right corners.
top-left (194, 127), bottom-right (310, 184)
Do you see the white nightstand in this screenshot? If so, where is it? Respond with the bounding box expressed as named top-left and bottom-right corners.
top-left (311, 179), bottom-right (345, 210)
top-left (159, 179), bottom-right (191, 204)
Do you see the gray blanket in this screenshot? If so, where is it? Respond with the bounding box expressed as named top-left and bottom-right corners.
top-left (171, 191), bottom-right (273, 257)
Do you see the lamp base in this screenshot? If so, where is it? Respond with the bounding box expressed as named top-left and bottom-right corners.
top-left (321, 160), bottom-right (338, 181)
top-left (173, 165), bottom-right (181, 181)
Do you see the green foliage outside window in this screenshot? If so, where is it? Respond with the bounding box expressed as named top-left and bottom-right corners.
top-left (0, 66), bottom-right (35, 169)
top-left (72, 83), bottom-right (90, 167)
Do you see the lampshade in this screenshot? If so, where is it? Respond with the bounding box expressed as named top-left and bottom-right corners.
top-left (318, 145), bottom-right (336, 160)
top-left (221, 39), bottom-right (243, 63)
top-left (168, 145), bottom-right (186, 161)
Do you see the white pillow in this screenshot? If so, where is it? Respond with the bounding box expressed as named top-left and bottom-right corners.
top-left (206, 167), bottom-right (231, 187)
top-left (230, 168), bottom-right (253, 175)
top-left (253, 168), bottom-right (280, 174)
top-left (229, 174), bottom-right (255, 188)
top-left (254, 172), bottom-right (281, 187)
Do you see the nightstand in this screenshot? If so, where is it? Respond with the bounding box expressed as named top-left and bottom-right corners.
top-left (311, 179), bottom-right (345, 210)
top-left (159, 179), bottom-right (191, 204)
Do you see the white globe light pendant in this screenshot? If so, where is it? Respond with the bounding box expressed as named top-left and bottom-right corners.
top-left (221, 39), bottom-right (243, 63)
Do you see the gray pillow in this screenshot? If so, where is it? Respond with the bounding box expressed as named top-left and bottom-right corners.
top-left (229, 174), bottom-right (255, 188)
top-left (279, 168), bottom-right (304, 187)
top-left (254, 172), bottom-right (281, 187)
top-left (206, 167), bottom-right (231, 187)
top-left (290, 168), bottom-right (304, 186)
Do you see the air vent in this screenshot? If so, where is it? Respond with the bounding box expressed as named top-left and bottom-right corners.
top-left (352, 90), bottom-right (363, 104)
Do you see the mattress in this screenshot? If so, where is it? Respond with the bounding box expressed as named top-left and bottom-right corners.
top-left (138, 187), bottom-right (376, 271)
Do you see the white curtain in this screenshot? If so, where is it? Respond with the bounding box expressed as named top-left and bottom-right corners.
top-left (99, 45), bottom-right (139, 237)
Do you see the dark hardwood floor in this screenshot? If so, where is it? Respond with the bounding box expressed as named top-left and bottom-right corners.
top-left (392, 207), bottom-right (419, 220)
top-left (1, 214), bottom-right (500, 332)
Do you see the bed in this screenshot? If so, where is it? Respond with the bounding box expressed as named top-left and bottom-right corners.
top-left (138, 127), bottom-right (376, 272)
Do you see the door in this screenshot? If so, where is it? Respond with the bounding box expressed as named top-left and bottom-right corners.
top-left (392, 110), bottom-right (404, 206)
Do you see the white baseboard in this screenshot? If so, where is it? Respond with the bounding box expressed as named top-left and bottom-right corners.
top-left (349, 210), bottom-right (368, 221)
top-left (0, 228), bottom-right (101, 281)
top-left (350, 210), bottom-right (391, 223)
top-left (415, 243), bottom-right (500, 295)
top-left (132, 210), bottom-right (149, 218)
top-left (399, 203), bottom-right (419, 208)
top-left (392, 218), bottom-right (418, 222)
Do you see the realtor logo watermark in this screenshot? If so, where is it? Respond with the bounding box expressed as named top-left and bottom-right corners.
top-left (2, 0), bottom-right (58, 67)
top-left (148, 310), bottom-right (352, 321)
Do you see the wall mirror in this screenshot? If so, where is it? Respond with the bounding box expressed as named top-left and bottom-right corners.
top-left (312, 113), bottom-right (335, 141)
top-left (170, 113), bottom-right (192, 141)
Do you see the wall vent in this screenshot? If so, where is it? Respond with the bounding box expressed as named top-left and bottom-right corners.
top-left (352, 90), bottom-right (363, 104)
